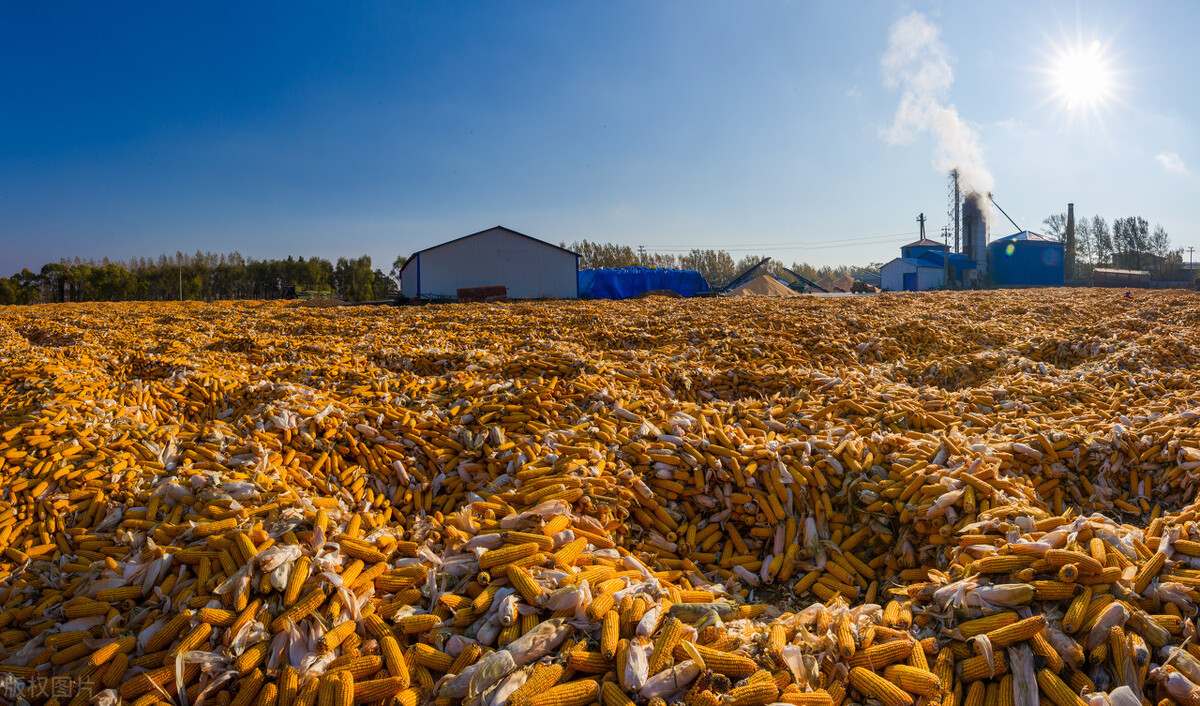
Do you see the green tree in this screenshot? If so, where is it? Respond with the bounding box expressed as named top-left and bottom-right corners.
top-left (1042, 213), bottom-right (1067, 240)
top-left (1092, 216), bottom-right (1111, 266)
top-left (334, 256), bottom-right (375, 301)
top-left (677, 249), bottom-right (737, 287)
top-left (1112, 216), bottom-right (1150, 270)
top-left (1074, 217), bottom-right (1094, 277)
top-left (39, 263), bottom-right (69, 302)
top-left (372, 269), bottom-right (398, 299)
top-left (567, 240), bottom-right (639, 269)
top-left (0, 278), bottom-right (17, 305)
top-left (14, 269), bottom-right (40, 303)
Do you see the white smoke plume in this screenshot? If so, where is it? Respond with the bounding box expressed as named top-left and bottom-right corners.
top-left (881, 12), bottom-right (994, 222)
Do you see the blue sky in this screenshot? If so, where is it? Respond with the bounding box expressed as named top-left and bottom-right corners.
top-left (2, 1), bottom-right (1197, 275)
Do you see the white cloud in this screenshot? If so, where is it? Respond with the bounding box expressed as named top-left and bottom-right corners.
top-left (1156, 152), bottom-right (1189, 175)
top-left (845, 86), bottom-right (862, 99)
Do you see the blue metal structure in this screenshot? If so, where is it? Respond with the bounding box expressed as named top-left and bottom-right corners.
top-left (578, 267), bottom-right (711, 299)
top-left (900, 238), bottom-right (948, 260)
top-left (988, 231), bottom-right (1064, 287)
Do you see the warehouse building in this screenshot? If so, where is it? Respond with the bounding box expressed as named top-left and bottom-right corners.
top-left (399, 226), bottom-right (580, 300)
top-left (881, 238), bottom-right (977, 291)
top-left (987, 231), bottom-right (1064, 287)
top-left (1093, 268), bottom-right (1151, 288)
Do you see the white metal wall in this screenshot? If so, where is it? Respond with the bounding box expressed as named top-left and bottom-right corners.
top-left (881, 259), bottom-right (915, 291)
top-left (918, 266), bottom-right (945, 290)
top-left (403, 228), bottom-right (578, 299)
top-left (881, 260), bottom-right (944, 291)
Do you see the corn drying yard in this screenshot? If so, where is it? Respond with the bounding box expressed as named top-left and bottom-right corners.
top-left (4, 289), bottom-right (1200, 706)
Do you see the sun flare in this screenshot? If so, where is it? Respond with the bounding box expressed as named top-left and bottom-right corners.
top-left (1051, 39), bottom-right (1114, 112)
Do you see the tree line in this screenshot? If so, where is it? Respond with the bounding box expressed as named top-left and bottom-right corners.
top-left (0, 252), bottom-right (399, 305)
top-left (1, 242), bottom-right (875, 305)
top-left (1041, 213), bottom-right (1189, 281)
top-left (563, 240), bottom-right (874, 289)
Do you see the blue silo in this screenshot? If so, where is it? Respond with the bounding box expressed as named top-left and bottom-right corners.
top-left (988, 231), bottom-right (1064, 287)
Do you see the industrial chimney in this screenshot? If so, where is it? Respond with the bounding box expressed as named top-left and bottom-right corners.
top-left (1065, 203), bottom-right (1075, 281)
top-left (962, 192), bottom-right (990, 282)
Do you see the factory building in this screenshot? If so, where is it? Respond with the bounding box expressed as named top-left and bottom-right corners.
top-left (887, 172), bottom-right (1069, 291)
top-left (988, 231), bottom-right (1065, 287)
top-left (1093, 268), bottom-right (1151, 288)
top-left (399, 226), bottom-right (580, 300)
top-left (881, 239), bottom-right (977, 291)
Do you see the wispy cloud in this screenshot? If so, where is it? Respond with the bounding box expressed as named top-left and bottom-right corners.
top-left (1156, 151), bottom-right (1189, 176)
top-left (845, 86), bottom-right (862, 99)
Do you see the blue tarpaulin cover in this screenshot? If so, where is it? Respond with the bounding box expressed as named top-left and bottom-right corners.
top-left (578, 267), bottom-right (711, 299)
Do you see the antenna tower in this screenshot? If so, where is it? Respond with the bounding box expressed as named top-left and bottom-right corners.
top-left (948, 170), bottom-right (961, 253)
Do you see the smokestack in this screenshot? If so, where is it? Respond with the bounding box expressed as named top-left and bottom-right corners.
top-left (1065, 203), bottom-right (1075, 282)
top-left (962, 192), bottom-right (990, 282)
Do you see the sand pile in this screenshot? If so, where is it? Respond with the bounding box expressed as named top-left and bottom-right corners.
top-left (727, 274), bottom-right (800, 297)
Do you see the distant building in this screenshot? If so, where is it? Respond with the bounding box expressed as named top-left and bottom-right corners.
top-left (900, 238), bottom-right (947, 260)
top-left (851, 271), bottom-right (881, 288)
top-left (881, 238), bottom-right (977, 291)
top-left (1174, 262), bottom-right (1200, 283)
top-left (1093, 268), bottom-right (1151, 288)
top-left (988, 231), bottom-right (1064, 287)
top-left (399, 226), bottom-right (580, 300)
top-left (1108, 251), bottom-right (1187, 281)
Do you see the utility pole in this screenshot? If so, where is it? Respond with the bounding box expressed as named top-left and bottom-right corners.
top-left (942, 224), bottom-right (950, 288)
top-left (179, 268), bottom-right (183, 302)
top-left (637, 245), bottom-right (646, 265)
top-left (917, 213), bottom-right (926, 240)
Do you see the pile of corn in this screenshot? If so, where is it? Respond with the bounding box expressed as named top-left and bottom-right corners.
top-left (1, 290), bottom-right (1200, 706)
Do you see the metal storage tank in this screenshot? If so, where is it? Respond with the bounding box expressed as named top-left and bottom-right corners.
top-left (988, 231), bottom-right (1064, 287)
top-left (962, 193), bottom-right (990, 283)
top-left (399, 226), bottom-right (580, 300)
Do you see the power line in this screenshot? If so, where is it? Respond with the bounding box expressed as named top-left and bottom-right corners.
top-left (650, 237), bottom-right (914, 253)
top-left (647, 230), bottom-right (919, 249)
top-left (644, 231), bottom-right (920, 253)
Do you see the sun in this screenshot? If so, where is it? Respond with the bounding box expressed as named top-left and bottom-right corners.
top-left (1050, 40), bottom-right (1114, 112)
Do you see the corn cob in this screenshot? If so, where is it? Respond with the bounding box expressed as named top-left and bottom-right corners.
top-left (848, 639), bottom-right (914, 669)
top-left (509, 664), bottom-right (565, 706)
top-left (957, 611), bottom-right (1018, 639)
top-left (479, 542), bottom-right (540, 570)
top-left (351, 676), bottom-right (404, 703)
top-left (849, 666), bottom-right (914, 706)
top-left (883, 663), bottom-right (941, 697)
top-left (959, 651), bottom-right (1008, 682)
top-left (380, 635), bottom-right (410, 687)
top-left (1036, 667), bottom-right (1087, 706)
top-left (648, 617), bottom-right (682, 674)
top-left (979, 615), bottom-right (1047, 650)
top-left (525, 679), bottom-right (600, 706)
top-left (727, 679), bottom-right (781, 706)
top-left (600, 681), bottom-right (634, 706)
top-left (1132, 551), bottom-right (1166, 594)
top-left (508, 564), bottom-right (545, 604)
